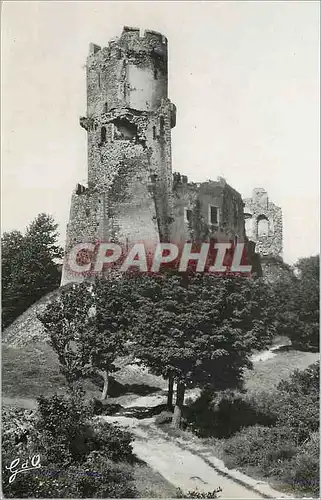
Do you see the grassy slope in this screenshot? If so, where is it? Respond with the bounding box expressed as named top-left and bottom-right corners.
top-left (2, 340), bottom-right (318, 403)
top-left (245, 348), bottom-right (319, 397)
top-left (1, 342), bottom-right (166, 407)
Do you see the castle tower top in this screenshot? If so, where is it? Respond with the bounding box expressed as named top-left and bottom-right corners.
top-left (89, 26), bottom-right (168, 55)
top-left (86, 27), bottom-right (168, 115)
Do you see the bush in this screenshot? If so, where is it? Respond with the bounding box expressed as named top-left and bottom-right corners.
top-left (274, 362), bottom-right (319, 443)
top-left (223, 425), bottom-right (298, 472)
top-left (281, 432), bottom-right (320, 497)
top-left (86, 420), bottom-right (134, 463)
top-left (2, 392), bottom-right (137, 498)
top-left (183, 389), bottom-right (274, 438)
top-left (2, 407), bottom-right (36, 448)
top-left (2, 454), bottom-right (137, 498)
top-left (222, 363), bottom-right (319, 496)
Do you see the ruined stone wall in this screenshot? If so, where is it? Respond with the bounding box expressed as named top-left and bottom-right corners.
top-left (243, 188), bottom-right (283, 257)
top-left (171, 174), bottom-right (246, 245)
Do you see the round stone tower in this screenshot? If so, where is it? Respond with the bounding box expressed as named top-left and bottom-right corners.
top-left (61, 27), bottom-right (176, 285)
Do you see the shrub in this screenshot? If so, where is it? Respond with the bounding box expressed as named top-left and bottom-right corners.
top-left (223, 425), bottom-right (298, 473)
top-left (2, 407), bottom-right (36, 449)
top-left (2, 392), bottom-right (137, 498)
top-left (274, 362), bottom-right (319, 443)
top-left (2, 455), bottom-right (137, 498)
top-left (184, 389), bottom-right (274, 438)
top-left (87, 420), bottom-right (134, 463)
top-left (281, 432), bottom-right (320, 497)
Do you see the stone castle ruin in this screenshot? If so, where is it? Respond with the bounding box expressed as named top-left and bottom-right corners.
top-left (61, 27), bottom-right (283, 285)
top-left (243, 189), bottom-right (283, 257)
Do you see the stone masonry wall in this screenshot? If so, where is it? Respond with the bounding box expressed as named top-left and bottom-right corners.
top-left (243, 188), bottom-right (283, 257)
top-left (171, 174), bottom-right (246, 245)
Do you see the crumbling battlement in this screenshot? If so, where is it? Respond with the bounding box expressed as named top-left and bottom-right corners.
top-left (86, 27), bottom-right (169, 117)
top-left (89, 27), bottom-right (168, 55)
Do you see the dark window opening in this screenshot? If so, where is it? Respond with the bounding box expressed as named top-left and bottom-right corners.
top-left (104, 102), bottom-right (108, 113)
top-left (160, 116), bottom-right (165, 135)
top-left (112, 117), bottom-right (137, 141)
top-left (98, 72), bottom-right (101, 88)
top-left (101, 126), bottom-right (106, 143)
top-left (184, 208), bottom-right (192, 223)
top-left (154, 68), bottom-right (158, 79)
top-left (209, 205), bottom-right (219, 225)
top-left (153, 126), bottom-right (156, 139)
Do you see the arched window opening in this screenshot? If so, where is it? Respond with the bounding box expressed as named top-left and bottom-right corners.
top-left (257, 215), bottom-right (269, 236)
top-left (101, 126), bottom-right (106, 143)
top-left (153, 126), bottom-right (156, 140)
top-left (104, 102), bottom-right (108, 113)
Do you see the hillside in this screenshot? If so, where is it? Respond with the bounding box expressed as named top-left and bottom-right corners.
top-left (2, 336), bottom-right (318, 408)
top-left (2, 289), bottom-right (61, 347)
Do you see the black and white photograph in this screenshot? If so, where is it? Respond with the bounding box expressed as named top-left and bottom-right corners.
top-left (1, 1), bottom-right (320, 498)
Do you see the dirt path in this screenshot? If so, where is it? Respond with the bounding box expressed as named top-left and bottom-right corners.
top-left (101, 391), bottom-right (293, 499)
top-left (103, 414), bottom-right (262, 498)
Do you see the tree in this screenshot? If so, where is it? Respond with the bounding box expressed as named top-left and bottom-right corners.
top-left (38, 278), bottom-right (130, 400)
top-left (2, 213), bottom-right (63, 329)
top-left (86, 278), bottom-right (132, 399)
top-left (126, 272), bottom-right (276, 428)
top-left (1, 230), bottom-right (25, 328)
top-left (38, 283), bottom-right (94, 386)
top-left (292, 256), bottom-right (319, 351)
top-left (271, 255), bottom-right (319, 351)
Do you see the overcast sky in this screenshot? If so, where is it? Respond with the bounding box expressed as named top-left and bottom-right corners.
top-left (2, 1), bottom-right (319, 263)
